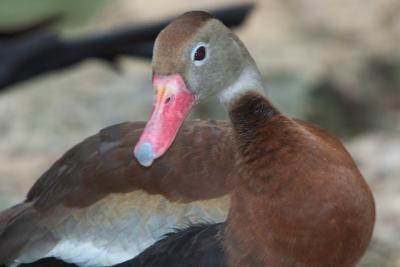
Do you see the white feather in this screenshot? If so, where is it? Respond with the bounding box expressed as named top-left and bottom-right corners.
top-left (219, 67), bottom-right (265, 106)
top-left (37, 192), bottom-right (230, 267)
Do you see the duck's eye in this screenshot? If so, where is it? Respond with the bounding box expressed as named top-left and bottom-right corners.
top-left (194, 46), bottom-right (206, 61)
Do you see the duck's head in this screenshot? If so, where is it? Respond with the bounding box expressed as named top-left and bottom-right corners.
top-left (134, 11), bottom-right (263, 167)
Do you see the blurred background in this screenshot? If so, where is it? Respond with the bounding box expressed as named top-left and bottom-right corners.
top-left (0, 0), bottom-right (399, 266)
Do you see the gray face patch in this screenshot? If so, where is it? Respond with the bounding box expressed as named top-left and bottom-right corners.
top-left (184, 21), bottom-right (248, 100)
top-left (152, 15), bottom-right (257, 101)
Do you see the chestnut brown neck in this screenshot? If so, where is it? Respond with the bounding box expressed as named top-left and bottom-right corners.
top-left (228, 92), bottom-right (284, 158)
top-left (227, 91), bottom-right (301, 196)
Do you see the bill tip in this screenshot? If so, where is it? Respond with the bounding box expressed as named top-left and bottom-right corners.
top-left (134, 142), bottom-right (154, 167)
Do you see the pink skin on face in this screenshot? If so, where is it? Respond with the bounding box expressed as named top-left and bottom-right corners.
top-left (134, 74), bottom-right (197, 167)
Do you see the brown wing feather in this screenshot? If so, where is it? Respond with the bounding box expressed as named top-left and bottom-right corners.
top-left (27, 120), bottom-right (236, 210)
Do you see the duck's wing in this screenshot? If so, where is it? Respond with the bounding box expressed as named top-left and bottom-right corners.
top-left (0, 120), bottom-right (236, 267)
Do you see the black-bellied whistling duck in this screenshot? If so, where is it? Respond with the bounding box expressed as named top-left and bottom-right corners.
top-left (0, 11), bottom-right (374, 267)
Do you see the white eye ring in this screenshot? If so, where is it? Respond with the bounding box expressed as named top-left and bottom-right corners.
top-left (191, 42), bottom-right (208, 66)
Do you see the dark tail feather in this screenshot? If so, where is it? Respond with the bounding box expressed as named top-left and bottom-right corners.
top-left (0, 202), bottom-right (57, 266)
top-left (0, 203), bottom-right (33, 265)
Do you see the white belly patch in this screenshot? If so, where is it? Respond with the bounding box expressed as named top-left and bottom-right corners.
top-left (45, 191), bottom-right (230, 266)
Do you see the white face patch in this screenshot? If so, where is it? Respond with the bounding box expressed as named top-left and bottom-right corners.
top-left (219, 67), bottom-right (265, 106)
top-left (191, 42), bottom-right (209, 66)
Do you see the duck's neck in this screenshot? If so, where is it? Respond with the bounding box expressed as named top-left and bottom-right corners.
top-left (224, 91), bottom-right (301, 266)
top-left (227, 90), bottom-right (282, 157)
top-left (219, 66), bottom-right (265, 108)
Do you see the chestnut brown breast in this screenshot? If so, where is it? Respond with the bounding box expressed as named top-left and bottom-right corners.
top-left (223, 92), bottom-right (375, 267)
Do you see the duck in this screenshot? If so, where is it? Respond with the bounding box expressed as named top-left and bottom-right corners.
top-left (0, 11), bottom-right (375, 267)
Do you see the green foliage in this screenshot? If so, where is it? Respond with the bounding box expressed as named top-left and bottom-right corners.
top-left (0, 0), bottom-right (104, 29)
